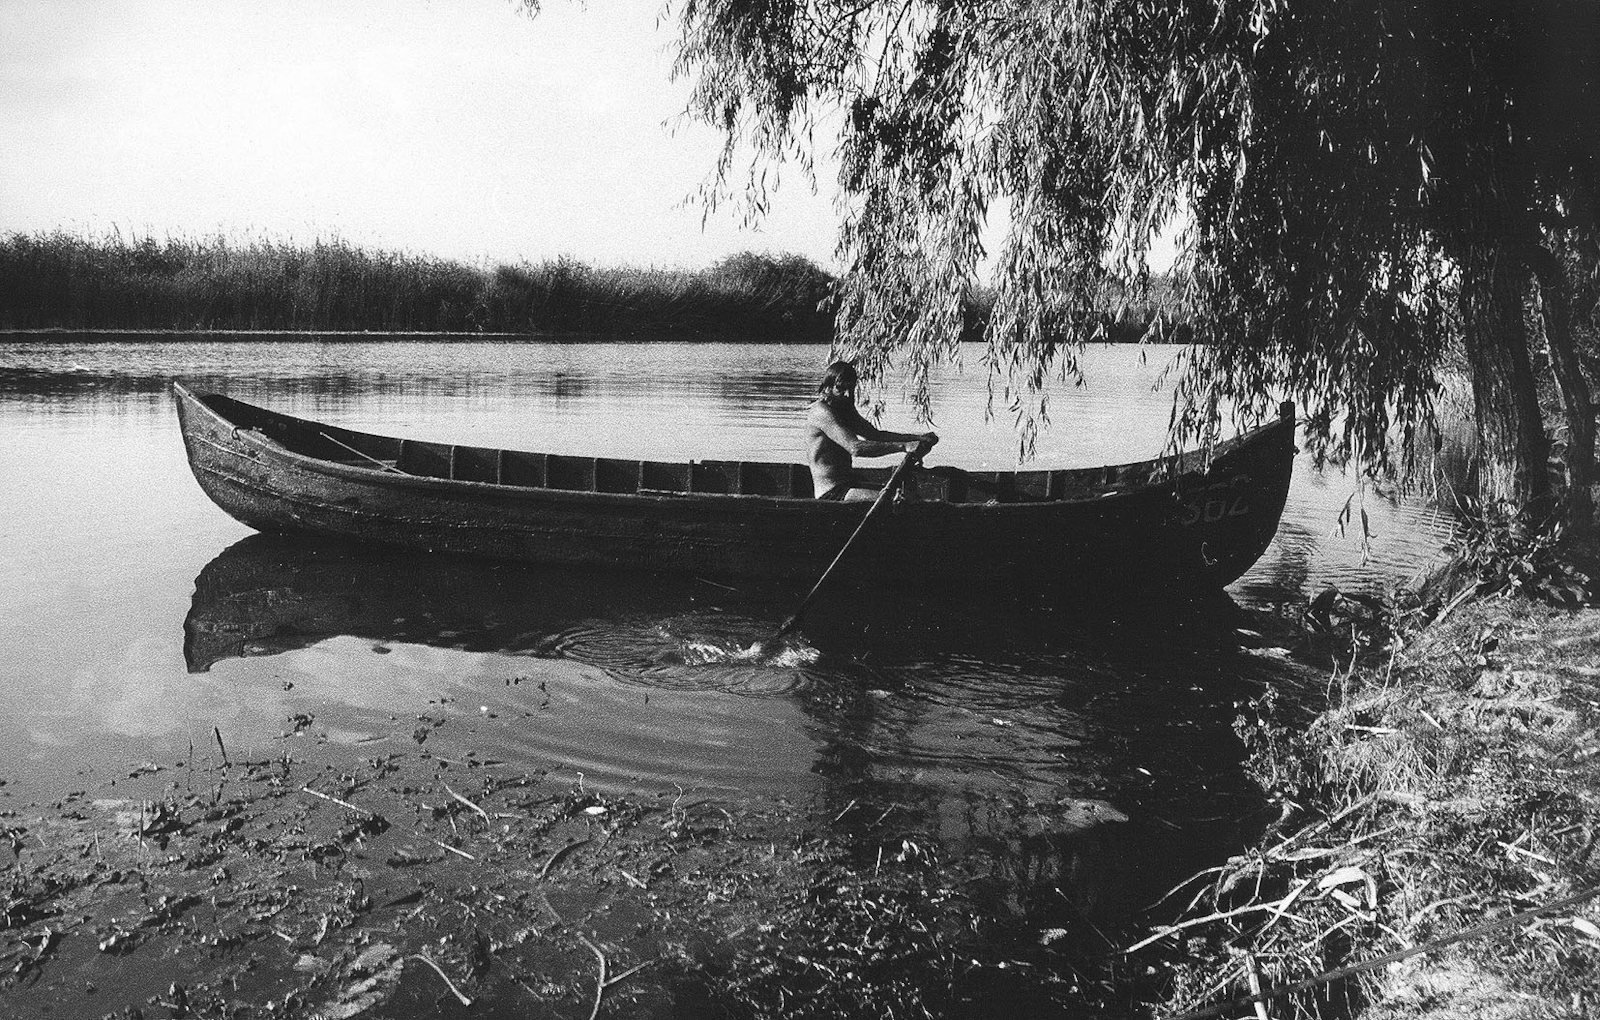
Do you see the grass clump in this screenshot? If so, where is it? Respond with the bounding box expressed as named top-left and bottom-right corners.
top-left (1129, 595), bottom-right (1600, 1019)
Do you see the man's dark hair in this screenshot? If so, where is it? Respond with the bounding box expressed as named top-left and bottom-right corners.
top-left (819, 360), bottom-right (858, 394)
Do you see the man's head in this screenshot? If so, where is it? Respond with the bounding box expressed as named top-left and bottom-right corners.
top-left (818, 360), bottom-right (858, 400)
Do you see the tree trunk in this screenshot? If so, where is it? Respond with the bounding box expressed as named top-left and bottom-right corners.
top-left (1529, 244), bottom-right (1596, 537)
top-left (1458, 242), bottom-right (1552, 513)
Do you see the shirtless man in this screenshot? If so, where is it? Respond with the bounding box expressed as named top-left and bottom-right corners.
top-left (806, 360), bottom-right (938, 500)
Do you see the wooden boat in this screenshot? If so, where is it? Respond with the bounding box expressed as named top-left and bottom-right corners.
top-left (172, 381), bottom-right (1295, 596)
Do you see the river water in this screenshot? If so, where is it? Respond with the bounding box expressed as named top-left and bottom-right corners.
top-left (0, 336), bottom-right (1453, 983)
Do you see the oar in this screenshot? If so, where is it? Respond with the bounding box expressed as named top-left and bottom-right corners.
top-left (766, 449), bottom-right (924, 645)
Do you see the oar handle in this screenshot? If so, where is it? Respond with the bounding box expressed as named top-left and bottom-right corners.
top-left (773, 448), bottom-right (924, 639)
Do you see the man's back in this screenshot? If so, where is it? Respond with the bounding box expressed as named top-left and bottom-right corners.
top-left (805, 396), bottom-right (861, 498)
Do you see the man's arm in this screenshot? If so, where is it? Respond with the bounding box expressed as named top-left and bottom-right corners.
top-left (810, 402), bottom-right (923, 457)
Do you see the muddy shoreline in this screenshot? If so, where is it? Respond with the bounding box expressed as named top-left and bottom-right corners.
top-left (0, 690), bottom-right (1267, 1020)
top-left (3, 745), bottom-right (1005, 1019)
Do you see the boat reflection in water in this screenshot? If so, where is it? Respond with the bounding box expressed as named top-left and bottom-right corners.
top-left (183, 533), bottom-right (751, 675)
top-left (184, 533), bottom-right (1277, 965)
top-left (183, 532), bottom-right (1245, 676)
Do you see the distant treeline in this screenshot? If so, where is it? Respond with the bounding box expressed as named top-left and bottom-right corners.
top-left (0, 233), bottom-right (839, 339)
top-left (0, 231), bottom-right (1182, 342)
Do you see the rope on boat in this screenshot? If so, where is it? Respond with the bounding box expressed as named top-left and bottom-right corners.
top-left (319, 431), bottom-right (411, 475)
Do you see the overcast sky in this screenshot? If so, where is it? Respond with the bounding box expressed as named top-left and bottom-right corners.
top-left (0, 0), bottom-right (843, 270)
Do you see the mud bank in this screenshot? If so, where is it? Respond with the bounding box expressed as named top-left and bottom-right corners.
top-left (1, 731), bottom-right (1148, 1019)
top-left (1131, 598), bottom-right (1600, 1019)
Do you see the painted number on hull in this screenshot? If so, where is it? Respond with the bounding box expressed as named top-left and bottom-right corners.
top-left (1178, 475), bottom-right (1252, 527)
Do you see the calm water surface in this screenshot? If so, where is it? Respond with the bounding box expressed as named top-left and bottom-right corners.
top-left (0, 336), bottom-right (1453, 954)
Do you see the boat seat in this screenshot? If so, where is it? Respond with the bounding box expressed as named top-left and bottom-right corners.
top-left (396, 439), bottom-right (452, 478)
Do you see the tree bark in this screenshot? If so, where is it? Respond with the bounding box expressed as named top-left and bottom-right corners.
top-left (1529, 244), bottom-right (1597, 536)
top-left (1458, 242), bottom-right (1552, 513)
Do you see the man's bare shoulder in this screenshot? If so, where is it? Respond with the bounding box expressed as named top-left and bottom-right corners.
top-left (807, 397), bottom-right (842, 427)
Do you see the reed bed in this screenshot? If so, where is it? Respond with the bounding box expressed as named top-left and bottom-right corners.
top-left (0, 232), bottom-right (837, 338)
top-left (4, 231), bottom-right (1185, 346)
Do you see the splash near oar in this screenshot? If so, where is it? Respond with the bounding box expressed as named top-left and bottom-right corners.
top-left (680, 633), bottom-right (818, 668)
top-left (750, 449), bottom-right (925, 659)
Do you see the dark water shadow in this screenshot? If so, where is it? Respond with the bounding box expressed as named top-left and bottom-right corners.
top-left (790, 589), bottom-right (1286, 989)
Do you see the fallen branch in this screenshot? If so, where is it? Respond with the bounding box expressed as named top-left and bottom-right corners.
top-left (578, 934), bottom-right (608, 1020)
top-left (1261, 792), bottom-right (1379, 861)
top-left (1432, 580), bottom-right (1489, 626)
top-left (443, 783), bottom-right (492, 823)
top-left (1243, 954), bottom-right (1269, 1020)
top-left (1127, 893), bottom-right (1312, 954)
top-left (1256, 878), bottom-right (1316, 939)
top-left (1149, 863), bottom-right (1236, 911)
top-left (1281, 822), bottom-right (1407, 863)
top-left (299, 785), bottom-right (373, 817)
top-left (605, 957), bottom-right (656, 988)
top-left (538, 890), bottom-right (564, 925)
top-left (431, 839), bottom-right (476, 861)
top-left (539, 837), bottom-right (591, 880)
top-left (1499, 840), bottom-right (1558, 866)
top-left (406, 953), bottom-right (473, 1006)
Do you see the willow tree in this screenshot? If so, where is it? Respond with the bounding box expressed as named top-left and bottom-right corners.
top-left (663, 0), bottom-right (1600, 528)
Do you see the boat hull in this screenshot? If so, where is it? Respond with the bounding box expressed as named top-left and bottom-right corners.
top-left (173, 382), bottom-right (1294, 595)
